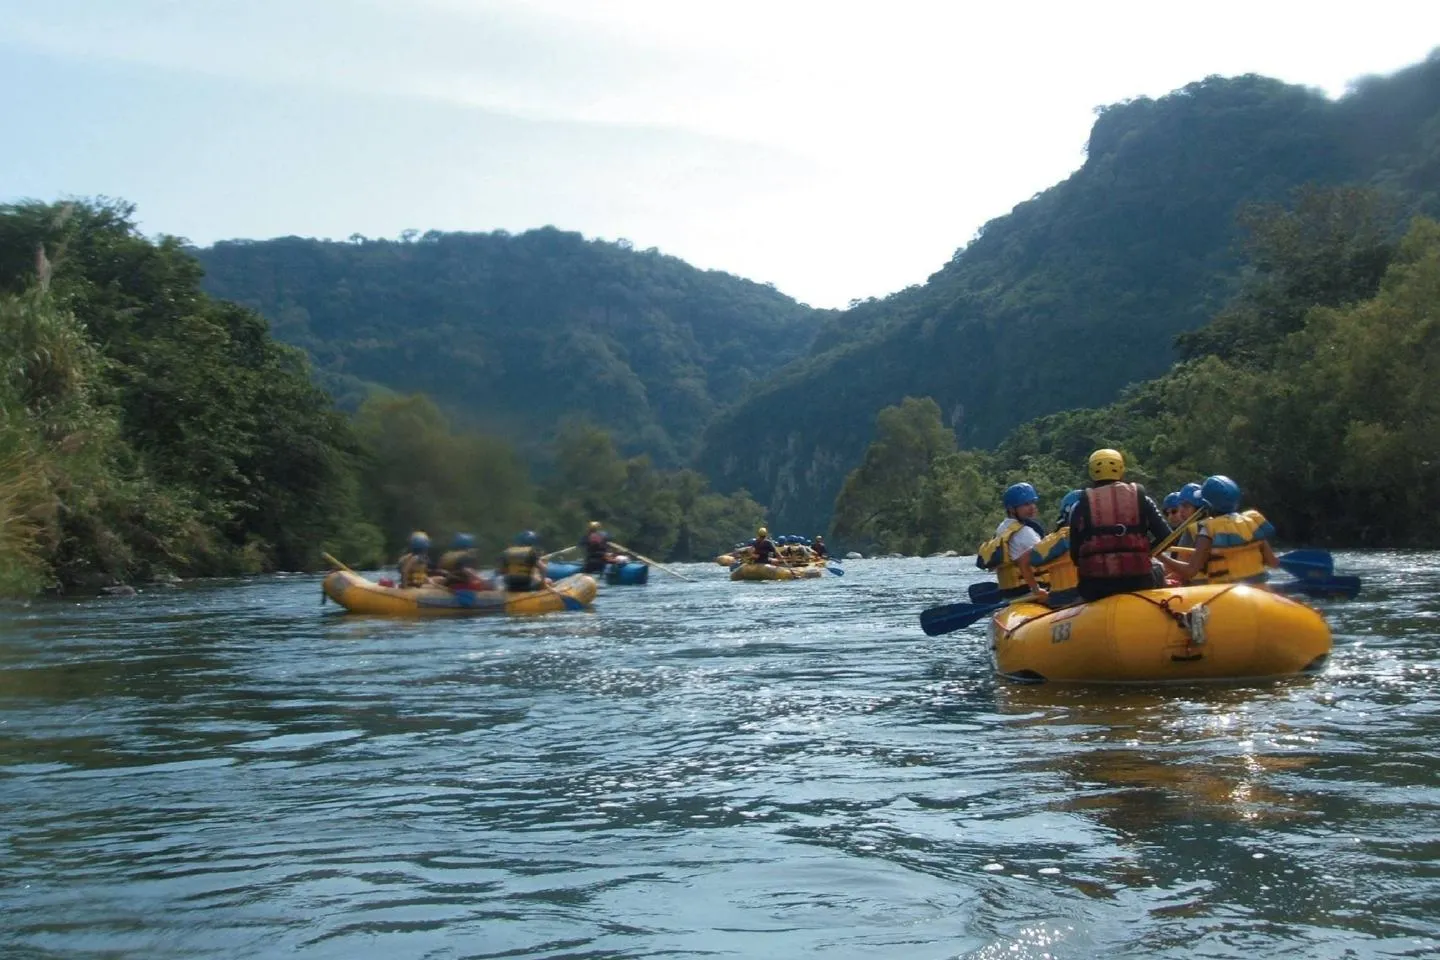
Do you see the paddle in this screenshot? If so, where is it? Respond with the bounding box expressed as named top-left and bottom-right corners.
top-left (919, 507), bottom-right (1209, 637)
top-left (919, 596), bottom-right (1016, 636)
top-left (542, 544), bottom-right (579, 562)
top-left (540, 579), bottom-right (586, 611)
top-left (1273, 575), bottom-right (1362, 601)
top-left (1276, 549), bottom-right (1335, 582)
top-left (319, 551), bottom-right (352, 605)
top-left (608, 541), bottom-right (697, 583)
top-left (969, 581), bottom-right (1001, 602)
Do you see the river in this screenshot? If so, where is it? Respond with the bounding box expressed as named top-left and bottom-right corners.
top-left (1, 554), bottom-right (1436, 959)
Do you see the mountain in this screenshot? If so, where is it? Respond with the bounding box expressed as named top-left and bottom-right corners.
top-left (696, 55), bottom-right (1440, 534)
top-left (193, 227), bottom-right (826, 465)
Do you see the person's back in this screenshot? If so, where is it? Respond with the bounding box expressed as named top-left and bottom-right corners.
top-left (500, 531), bottom-right (543, 591)
top-left (438, 533), bottom-right (485, 588)
top-left (1068, 450), bottom-right (1171, 602)
top-left (1019, 489), bottom-right (1083, 605)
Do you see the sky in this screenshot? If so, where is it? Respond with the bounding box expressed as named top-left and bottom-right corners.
top-left (2, 1), bottom-right (1438, 308)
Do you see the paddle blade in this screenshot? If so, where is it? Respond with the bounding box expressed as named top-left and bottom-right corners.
top-left (918, 600), bottom-right (1004, 637)
top-left (1277, 549), bottom-right (1335, 581)
top-left (827, 565), bottom-right (845, 576)
top-left (1274, 574), bottom-right (1361, 601)
top-left (968, 581), bottom-right (1001, 603)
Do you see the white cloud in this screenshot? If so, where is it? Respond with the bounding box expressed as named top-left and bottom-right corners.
top-left (4, 0), bottom-right (1438, 306)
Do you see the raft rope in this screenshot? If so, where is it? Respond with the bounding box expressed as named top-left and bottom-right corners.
top-left (1127, 583), bottom-right (1244, 657)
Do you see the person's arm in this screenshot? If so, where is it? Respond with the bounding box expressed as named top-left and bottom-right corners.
top-left (1018, 551), bottom-right (1049, 600)
top-left (1068, 499), bottom-right (1088, 566)
top-left (1139, 489), bottom-right (1171, 543)
top-left (1260, 540), bottom-right (1280, 568)
top-left (1164, 535), bottom-right (1212, 582)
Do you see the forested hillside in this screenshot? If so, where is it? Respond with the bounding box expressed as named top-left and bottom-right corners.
top-left (698, 54), bottom-right (1440, 534)
top-left (194, 228), bottom-right (825, 465)
top-left (831, 186), bottom-right (1440, 552)
top-left (0, 201), bottom-right (772, 594)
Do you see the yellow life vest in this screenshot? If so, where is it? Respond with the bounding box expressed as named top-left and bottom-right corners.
top-left (978, 519), bottom-right (1031, 590)
top-left (1025, 526), bottom-right (1078, 592)
top-left (398, 552), bottom-right (431, 588)
top-left (499, 545), bottom-right (539, 582)
top-left (437, 549), bottom-right (475, 573)
top-left (1199, 510), bottom-right (1274, 582)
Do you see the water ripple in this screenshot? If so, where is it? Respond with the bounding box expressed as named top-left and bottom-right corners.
top-left (1, 555), bottom-right (1438, 958)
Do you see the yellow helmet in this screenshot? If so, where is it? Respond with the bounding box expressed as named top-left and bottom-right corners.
top-left (757, 526), bottom-right (768, 538)
top-left (1087, 448), bottom-right (1126, 482)
top-left (588, 520), bottom-right (601, 531)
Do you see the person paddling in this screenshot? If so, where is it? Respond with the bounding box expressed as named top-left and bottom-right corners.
top-left (499, 530), bottom-right (550, 592)
top-left (1067, 449), bottom-right (1172, 602)
top-left (751, 527), bottom-right (777, 566)
top-left (579, 521), bottom-right (614, 574)
top-left (438, 532), bottom-right (490, 589)
top-left (1162, 491), bottom-right (1183, 529)
top-left (398, 531), bottom-right (433, 588)
top-left (1174, 483), bottom-right (1204, 547)
top-left (1162, 475), bottom-right (1281, 585)
top-left (975, 482), bottom-right (1046, 598)
top-left (1019, 488), bottom-right (1083, 605)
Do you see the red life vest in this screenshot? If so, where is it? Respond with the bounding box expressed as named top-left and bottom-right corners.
top-left (1077, 483), bottom-right (1152, 579)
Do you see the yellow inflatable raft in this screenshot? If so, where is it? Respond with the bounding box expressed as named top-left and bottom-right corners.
top-left (989, 583), bottom-right (1331, 684)
top-left (715, 554), bottom-right (737, 566)
top-left (322, 570), bottom-right (597, 616)
top-left (729, 562), bottom-right (824, 581)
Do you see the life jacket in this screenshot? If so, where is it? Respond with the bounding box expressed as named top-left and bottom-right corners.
top-left (752, 538), bottom-right (776, 563)
top-left (438, 549), bottom-right (476, 573)
top-left (437, 549), bottom-right (480, 585)
top-left (499, 545), bottom-right (539, 583)
top-left (582, 532), bottom-right (609, 562)
top-left (977, 517), bottom-right (1046, 590)
top-left (1025, 526), bottom-right (1078, 593)
top-left (813, 543), bottom-right (828, 558)
top-left (1198, 510), bottom-right (1275, 582)
top-left (1076, 483), bottom-right (1152, 579)
top-left (398, 552), bottom-right (431, 588)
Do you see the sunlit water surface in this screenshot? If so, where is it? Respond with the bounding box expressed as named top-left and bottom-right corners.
top-left (2, 554), bottom-right (1438, 959)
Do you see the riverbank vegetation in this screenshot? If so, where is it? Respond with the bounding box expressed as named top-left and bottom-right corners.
top-left (834, 187), bottom-right (1440, 553)
top-left (0, 201), bottom-right (767, 595)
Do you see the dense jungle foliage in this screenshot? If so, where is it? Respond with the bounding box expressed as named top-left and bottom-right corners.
top-left (0, 201), bottom-right (771, 594)
top-left (700, 54), bottom-right (1440, 535)
top-left (833, 187), bottom-right (1440, 553)
top-left (193, 227), bottom-right (825, 465)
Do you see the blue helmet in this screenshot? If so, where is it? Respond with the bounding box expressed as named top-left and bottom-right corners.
top-left (1058, 488), bottom-right (1083, 524)
top-left (1162, 492), bottom-right (1181, 511)
top-left (1201, 475), bottom-right (1241, 514)
top-left (452, 533), bottom-right (475, 549)
top-left (1179, 483), bottom-right (1204, 508)
top-left (514, 530), bottom-right (538, 546)
top-left (1002, 482), bottom-right (1040, 510)
top-left (408, 531), bottom-right (430, 552)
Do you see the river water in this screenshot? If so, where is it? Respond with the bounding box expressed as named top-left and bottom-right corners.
top-left (1, 554), bottom-right (1437, 959)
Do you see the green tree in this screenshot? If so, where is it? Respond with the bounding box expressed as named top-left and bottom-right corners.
top-left (353, 394), bottom-right (533, 562)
